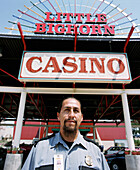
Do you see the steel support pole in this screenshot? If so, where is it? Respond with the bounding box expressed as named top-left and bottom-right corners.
top-left (93, 125), bottom-right (96, 141)
top-left (12, 91), bottom-right (27, 148)
top-left (121, 92), bottom-right (135, 151)
top-left (46, 123), bottom-right (48, 137)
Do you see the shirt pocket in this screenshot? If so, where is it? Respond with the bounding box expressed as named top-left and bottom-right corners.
top-left (79, 166), bottom-right (99, 170)
top-left (35, 164), bottom-right (54, 170)
top-left (79, 165), bottom-right (99, 170)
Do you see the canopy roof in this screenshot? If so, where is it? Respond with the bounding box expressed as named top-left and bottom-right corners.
top-left (0, 34), bottom-right (140, 123)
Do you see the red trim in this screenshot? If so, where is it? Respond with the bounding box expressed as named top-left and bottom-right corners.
top-left (93, 0), bottom-right (104, 16)
top-left (48, 0), bottom-right (57, 13)
top-left (132, 75), bottom-right (140, 82)
top-left (17, 22), bottom-right (26, 51)
top-left (0, 68), bottom-right (25, 85)
top-left (74, 25), bottom-right (77, 52)
top-left (18, 10), bottom-right (44, 23)
top-left (124, 26), bottom-right (135, 53)
top-left (72, 82), bottom-right (75, 97)
top-left (1, 93), bottom-right (5, 105)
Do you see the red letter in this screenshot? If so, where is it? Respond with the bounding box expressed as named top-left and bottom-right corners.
top-left (42, 57), bottom-right (62, 73)
top-left (74, 13), bottom-right (84, 23)
top-left (54, 24), bottom-right (65, 34)
top-left (63, 13), bottom-right (73, 22)
top-left (107, 58), bottom-right (125, 74)
top-left (45, 12), bottom-right (55, 22)
top-left (85, 13), bottom-right (96, 23)
top-left (63, 57), bottom-right (78, 73)
top-left (26, 57), bottom-right (42, 73)
top-left (56, 13), bottom-right (62, 22)
top-left (96, 14), bottom-right (107, 24)
top-left (91, 25), bottom-right (102, 35)
top-left (66, 24), bottom-right (78, 35)
top-left (34, 23), bottom-right (46, 34)
top-left (79, 25), bottom-right (90, 35)
top-left (47, 23), bottom-right (54, 34)
top-left (103, 25), bottom-right (115, 36)
top-left (89, 58), bottom-right (105, 73)
top-left (79, 58), bottom-right (88, 73)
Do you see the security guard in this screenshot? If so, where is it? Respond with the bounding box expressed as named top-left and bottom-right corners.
top-left (22, 97), bottom-right (110, 170)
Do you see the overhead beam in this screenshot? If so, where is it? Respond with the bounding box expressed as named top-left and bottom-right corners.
top-left (95, 95), bottom-right (119, 122)
top-left (28, 93), bottom-right (45, 120)
top-left (131, 109), bottom-right (140, 117)
top-left (0, 123), bottom-right (125, 128)
top-left (0, 105), bottom-right (16, 118)
top-left (0, 86), bottom-right (140, 95)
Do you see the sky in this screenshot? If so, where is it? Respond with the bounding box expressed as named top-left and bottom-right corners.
top-left (0, 0), bottom-right (140, 34)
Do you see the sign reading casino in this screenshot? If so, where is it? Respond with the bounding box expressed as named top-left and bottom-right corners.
top-left (18, 52), bottom-right (131, 83)
top-left (34, 12), bottom-right (115, 36)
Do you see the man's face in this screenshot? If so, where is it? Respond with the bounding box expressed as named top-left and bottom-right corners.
top-left (57, 98), bottom-right (83, 133)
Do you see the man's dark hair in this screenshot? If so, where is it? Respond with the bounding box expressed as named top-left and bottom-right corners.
top-left (58, 97), bottom-right (81, 113)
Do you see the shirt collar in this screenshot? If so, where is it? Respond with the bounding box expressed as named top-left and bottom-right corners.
top-left (74, 132), bottom-right (87, 149)
top-left (51, 132), bottom-right (87, 150)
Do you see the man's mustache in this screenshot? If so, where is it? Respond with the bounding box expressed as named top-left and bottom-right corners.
top-left (64, 118), bottom-right (77, 124)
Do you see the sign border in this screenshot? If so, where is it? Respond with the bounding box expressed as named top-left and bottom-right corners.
top-left (18, 51), bottom-right (132, 84)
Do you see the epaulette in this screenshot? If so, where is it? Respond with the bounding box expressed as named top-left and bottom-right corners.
top-left (34, 133), bottom-right (56, 147)
top-left (83, 136), bottom-right (102, 151)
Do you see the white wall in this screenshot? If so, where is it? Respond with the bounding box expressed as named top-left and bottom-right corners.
top-left (0, 122), bottom-right (13, 140)
top-left (102, 140), bottom-right (114, 151)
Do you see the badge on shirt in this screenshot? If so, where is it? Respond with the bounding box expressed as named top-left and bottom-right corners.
top-left (54, 154), bottom-right (64, 170)
top-left (85, 155), bottom-right (93, 166)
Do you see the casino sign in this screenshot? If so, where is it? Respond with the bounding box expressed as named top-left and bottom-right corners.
top-left (18, 52), bottom-right (131, 83)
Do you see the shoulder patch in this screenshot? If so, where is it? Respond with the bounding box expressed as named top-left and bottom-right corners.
top-left (34, 133), bottom-right (56, 147)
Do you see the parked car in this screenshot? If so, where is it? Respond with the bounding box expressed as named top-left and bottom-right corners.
top-left (105, 148), bottom-right (126, 170)
top-left (20, 143), bottom-right (33, 166)
top-left (104, 146), bottom-right (126, 155)
top-left (0, 147), bottom-right (7, 170)
top-left (133, 134), bottom-right (140, 138)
